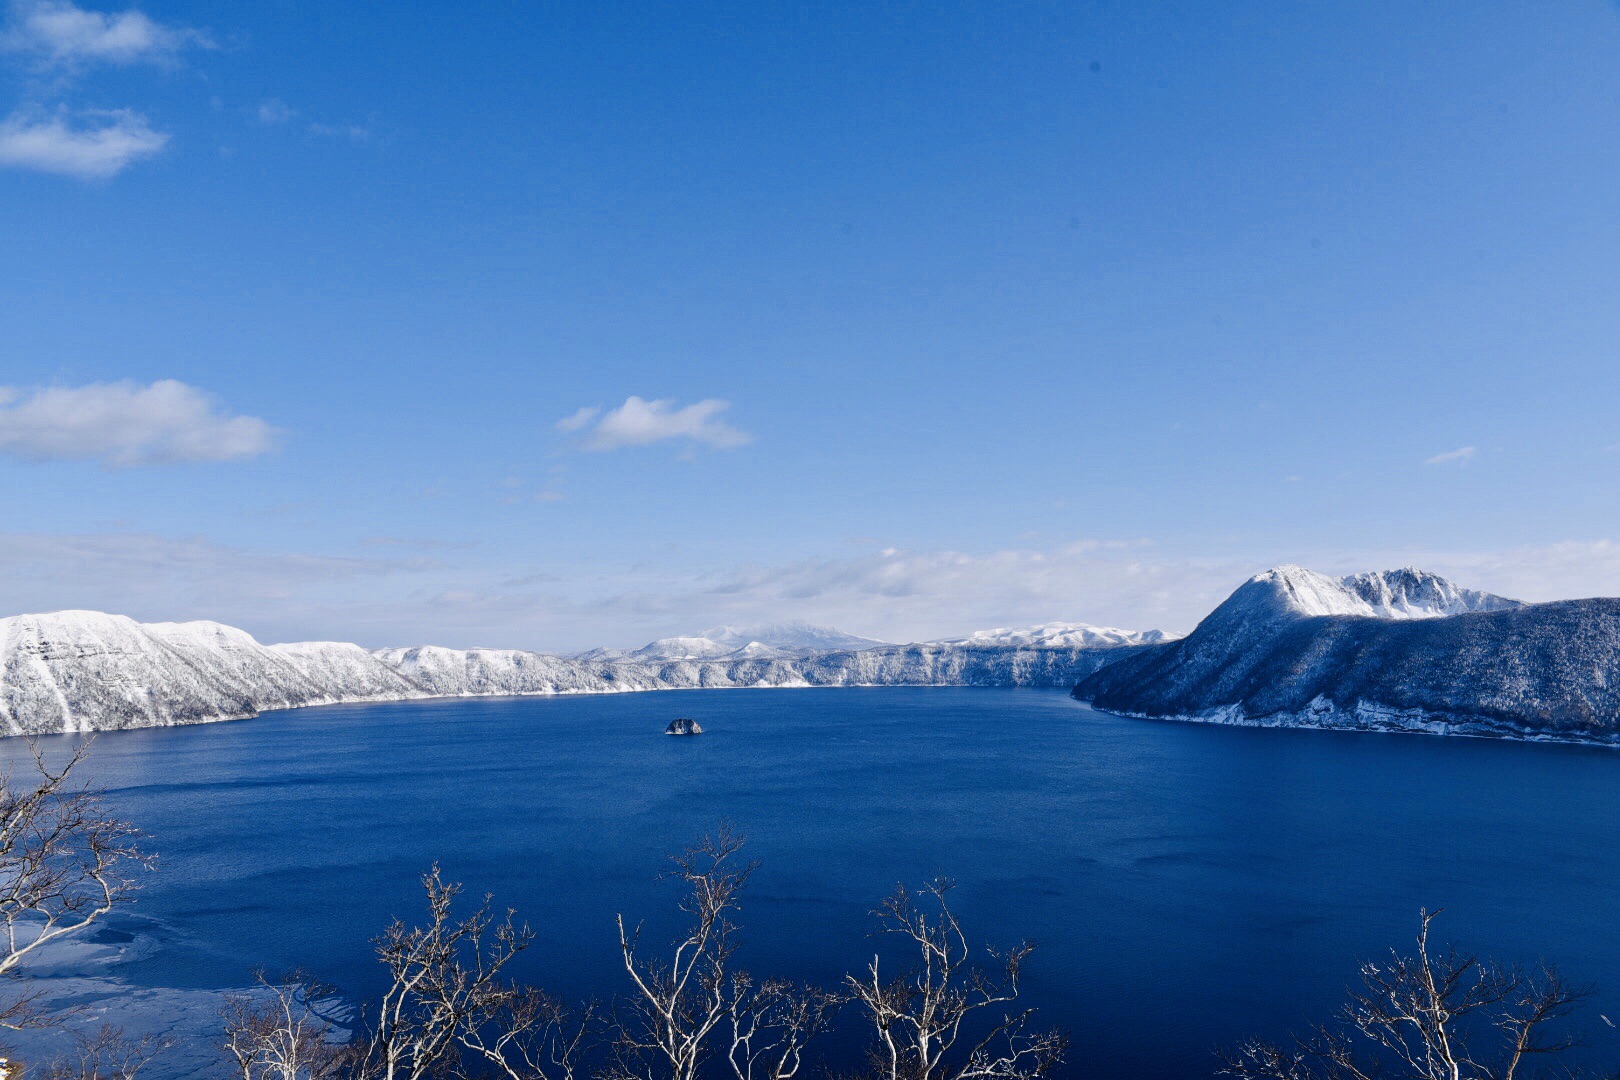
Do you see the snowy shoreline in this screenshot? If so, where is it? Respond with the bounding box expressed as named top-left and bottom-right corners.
top-left (1094, 697), bottom-right (1620, 750)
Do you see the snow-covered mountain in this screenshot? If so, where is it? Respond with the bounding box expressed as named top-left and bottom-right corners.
top-left (0, 610), bottom-right (1153, 736)
top-left (0, 611), bottom-right (424, 735)
top-left (1242, 565), bottom-right (1521, 620)
top-left (19, 568), bottom-right (1607, 746)
top-left (927, 622), bottom-right (1178, 649)
top-left (577, 622), bottom-right (888, 662)
top-left (1074, 566), bottom-right (1620, 745)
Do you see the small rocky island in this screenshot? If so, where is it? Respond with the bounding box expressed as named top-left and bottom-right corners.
top-left (665, 717), bottom-right (703, 735)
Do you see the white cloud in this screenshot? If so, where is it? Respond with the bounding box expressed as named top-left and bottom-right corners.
top-left (1424, 445), bottom-right (1476, 466)
top-left (0, 108), bottom-right (166, 178)
top-left (0, 530), bottom-right (442, 643)
top-left (2, 0), bottom-right (209, 66)
top-left (256, 99), bottom-right (294, 125)
top-left (306, 121), bottom-right (369, 141)
top-left (0, 380), bottom-right (278, 467)
top-left (562, 396), bottom-right (752, 452)
top-left (554, 406), bottom-right (599, 433)
top-left (614, 541), bottom-right (1244, 642)
top-left (3, 530), bottom-right (1618, 656)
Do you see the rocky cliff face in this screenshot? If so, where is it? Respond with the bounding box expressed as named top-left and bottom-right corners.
top-left (1073, 568), bottom-right (1620, 744)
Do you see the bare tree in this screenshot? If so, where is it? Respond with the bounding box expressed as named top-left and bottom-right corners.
top-left (351, 865), bottom-right (537, 1080)
top-left (606, 827), bottom-right (762, 1080)
top-left (457, 987), bottom-right (595, 1080)
top-left (725, 976), bottom-right (836, 1080)
top-left (1219, 910), bottom-right (1590, 1080)
top-left (222, 970), bottom-right (349, 1080)
top-left (34, 1025), bottom-right (171, 1080)
top-left (0, 742), bottom-right (148, 1030)
top-left (843, 880), bottom-right (1065, 1080)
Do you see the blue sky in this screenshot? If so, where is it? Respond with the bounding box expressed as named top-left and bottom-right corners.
top-left (3, 0), bottom-right (1620, 651)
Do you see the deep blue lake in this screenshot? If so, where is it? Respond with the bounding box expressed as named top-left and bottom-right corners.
top-left (9, 688), bottom-right (1620, 1078)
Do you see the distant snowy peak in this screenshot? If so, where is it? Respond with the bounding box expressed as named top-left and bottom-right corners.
top-left (929, 622), bottom-right (1178, 649)
top-left (726, 640), bottom-right (792, 660)
top-left (1248, 565), bottom-right (1522, 621)
top-left (697, 622), bottom-right (889, 653)
top-left (633, 636), bottom-right (740, 662)
top-left (585, 621), bottom-right (889, 662)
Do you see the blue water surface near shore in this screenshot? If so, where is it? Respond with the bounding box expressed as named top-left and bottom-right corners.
top-left (9, 687), bottom-right (1620, 1078)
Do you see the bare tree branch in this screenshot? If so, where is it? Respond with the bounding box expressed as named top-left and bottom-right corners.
top-left (726, 976), bottom-right (836, 1080)
top-left (1218, 910), bottom-right (1591, 1080)
top-left (222, 970), bottom-right (349, 1080)
top-left (350, 865), bottom-right (537, 1080)
top-left (34, 1024), bottom-right (171, 1080)
top-left (843, 880), bottom-right (1064, 1080)
top-left (0, 741), bottom-right (150, 1030)
top-left (606, 827), bottom-right (765, 1080)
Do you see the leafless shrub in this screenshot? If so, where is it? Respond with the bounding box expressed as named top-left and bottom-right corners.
top-left (1218, 909), bottom-right (1591, 1080)
top-left (843, 879), bottom-right (1065, 1080)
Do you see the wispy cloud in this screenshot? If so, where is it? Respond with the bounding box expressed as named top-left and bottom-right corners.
top-left (559, 396), bottom-right (752, 452)
top-left (1424, 445), bottom-right (1476, 466)
top-left (0, 380), bottom-right (278, 467)
top-left (555, 406), bottom-right (599, 433)
top-left (306, 121), bottom-right (368, 141)
top-left (2, 530), bottom-right (1618, 655)
top-left (2, 0), bottom-right (211, 68)
top-left (0, 107), bottom-right (165, 177)
top-left (0, 2), bottom-right (209, 180)
top-left (0, 530), bottom-right (441, 642)
top-left (603, 540), bottom-right (1239, 642)
top-left (256, 98), bottom-right (294, 125)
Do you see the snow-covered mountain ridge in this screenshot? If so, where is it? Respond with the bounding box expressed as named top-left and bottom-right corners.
top-left (0, 610), bottom-right (1159, 736)
top-left (1239, 565), bottom-right (1521, 620)
top-left (924, 622), bottom-right (1178, 649)
top-left (0, 611), bottom-right (424, 735)
top-left (574, 622), bottom-right (890, 662)
top-left (1074, 566), bottom-right (1620, 745)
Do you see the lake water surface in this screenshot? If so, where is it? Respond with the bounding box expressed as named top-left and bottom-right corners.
top-left (8, 688), bottom-right (1620, 1079)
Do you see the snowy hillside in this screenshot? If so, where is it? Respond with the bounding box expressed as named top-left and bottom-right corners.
top-left (0, 611), bottom-right (423, 735)
top-left (0, 610), bottom-right (1153, 736)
